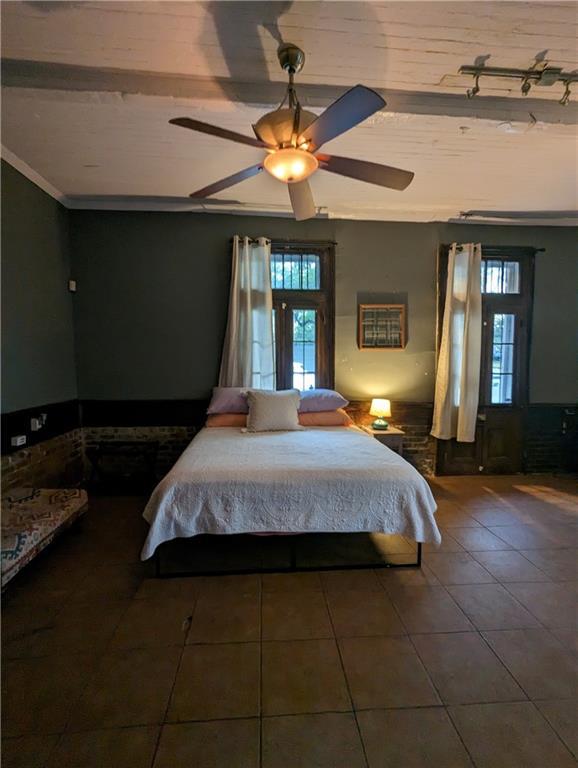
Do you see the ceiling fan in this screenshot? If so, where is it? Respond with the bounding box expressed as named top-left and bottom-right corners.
top-left (170, 43), bottom-right (414, 221)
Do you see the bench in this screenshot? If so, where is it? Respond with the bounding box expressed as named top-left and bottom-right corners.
top-left (1, 488), bottom-right (88, 588)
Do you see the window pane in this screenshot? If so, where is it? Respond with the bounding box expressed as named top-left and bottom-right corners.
top-left (503, 261), bottom-right (520, 293)
top-left (491, 313), bottom-right (515, 404)
top-left (485, 260), bottom-right (503, 293)
top-left (271, 253), bottom-right (320, 290)
top-left (481, 259), bottom-right (520, 294)
top-left (292, 309), bottom-right (316, 390)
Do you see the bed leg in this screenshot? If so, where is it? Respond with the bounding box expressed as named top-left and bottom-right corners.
top-left (416, 542), bottom-right (422, 568)
top-left (290, 538), bottom-right (297, 570)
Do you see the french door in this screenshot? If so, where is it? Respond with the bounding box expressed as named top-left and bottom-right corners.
top-left (436, 247), bottom-right (535, 475)
top-left (271, 242), bottom-right (335, 390)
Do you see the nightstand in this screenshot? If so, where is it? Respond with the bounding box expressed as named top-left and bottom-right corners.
top-left (362, 425), bottom-right (405, 455)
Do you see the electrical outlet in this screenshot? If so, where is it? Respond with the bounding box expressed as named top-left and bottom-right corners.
top-left (31, 417), bottom-right (43, 431)
top-left (68, 279), bottom-right (77, 293)
top-left (11, 435), bottom-right (27, 447)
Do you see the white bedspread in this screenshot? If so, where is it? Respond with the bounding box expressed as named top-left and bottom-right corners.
top-left (141, 426), bottom-right (440, 560)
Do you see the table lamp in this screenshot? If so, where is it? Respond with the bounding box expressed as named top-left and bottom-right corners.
top-left (370, 398), bottom-right (391, 430)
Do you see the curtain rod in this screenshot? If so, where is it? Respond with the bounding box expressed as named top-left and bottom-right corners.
top-left (229, 237), bottom-right (337, 247)
top-left (230, 236), bottom-right (270, 243)
top-left (450, 244), bottom-right (545, 254)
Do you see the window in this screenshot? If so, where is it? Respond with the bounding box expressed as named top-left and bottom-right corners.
top-left (292, 309), bottom-right (316, 390)
top-left (271, 252), bottom-right (320, 290)
top-left (481, 259), bottom-right (520, 294)
top-left (478, 250), bottom-right (533, 408)
top-left (491, 313), bottom-right (515, 404)
top-left (271, 243), bottom-right (334, 390)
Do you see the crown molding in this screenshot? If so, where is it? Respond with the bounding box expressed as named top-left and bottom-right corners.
top-left (1, 146), bottom-right (67, 204)
top-left (1, 150), bottom-right (575, 225)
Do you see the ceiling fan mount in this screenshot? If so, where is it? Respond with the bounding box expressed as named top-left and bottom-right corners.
top-left (277, 42), bottom-right (306, 75)
top-left (169, 42), bottom-right (415, 220)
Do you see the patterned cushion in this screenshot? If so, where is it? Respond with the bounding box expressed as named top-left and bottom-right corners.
top-left (1, 488), bottom-right (88, 587)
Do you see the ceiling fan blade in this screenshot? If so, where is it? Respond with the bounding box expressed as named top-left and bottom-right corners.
top-left (298, 85), bottom-right (385, 151)
top-left (288, 180), bottom-right (316, 221)
top-left (316, 153), bottom-right (414, 191)
top-left (190, 164), bottom-right (263, 198)
top-left (170, 117), bottom-right (273, 149)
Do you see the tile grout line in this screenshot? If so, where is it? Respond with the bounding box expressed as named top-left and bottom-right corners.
top-left (476, 627), bottom-right (552, 705)
top-left (405, 631), bottom-right (482, 768)
top-left (378, 568), bottom-right (482, 760)
top-left (148, 591), bottom-right (199, 768)
top-left (320, 581), bottom-right (370, 768)
top-left (433, 572), bottom-right (555, 634)
top-left (530, 700), bottom-right (578, 761)
top-left (514, 547), bottom-right (563, 581)
top-left (443, 704), bottom-right (484, 768)
top-left (34, 589), bottom-right (138, 767)
top-left (496, 581), bottom-right (553, 631)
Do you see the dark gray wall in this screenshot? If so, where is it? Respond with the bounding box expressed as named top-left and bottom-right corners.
top-left (70, 210), bottom-right (577, 404)
top-left (1, 161), bottom-right (77, 413)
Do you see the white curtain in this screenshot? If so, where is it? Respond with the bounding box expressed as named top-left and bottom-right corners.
top-left (431, 243), bottom-right (482, 442)
top-left (219, 235), bottom-right (275, 390)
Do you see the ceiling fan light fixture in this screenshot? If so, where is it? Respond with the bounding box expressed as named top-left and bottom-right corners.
top-left (263, 148), bottom-right (318, 183)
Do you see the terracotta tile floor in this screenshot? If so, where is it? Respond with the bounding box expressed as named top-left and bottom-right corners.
top-left (2, 475), bottom-right (577, 767)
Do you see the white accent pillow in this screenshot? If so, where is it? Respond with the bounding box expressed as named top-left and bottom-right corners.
top-left (245, 389), bottom-right (302, 432)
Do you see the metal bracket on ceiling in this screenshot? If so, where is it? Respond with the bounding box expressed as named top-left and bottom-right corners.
top-left (560, 80), bottom-right (573, 106)
top-left (459, 60), bottom-right (578, 104)
top-left (466, 73), bottom-right (481, 99)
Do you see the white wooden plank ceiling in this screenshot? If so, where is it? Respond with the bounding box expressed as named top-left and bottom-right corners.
top-left (2, 1), bottom-right (577, 222)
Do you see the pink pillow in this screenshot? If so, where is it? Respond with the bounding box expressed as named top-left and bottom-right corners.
top-left (206, 413), bottom-right (247, 427)
top-left (207, 387), bottom-right (248, 414)
top-left (206, 409), bottom-right (353, 428)
top-left (298, 409), bottom-right (353, 427)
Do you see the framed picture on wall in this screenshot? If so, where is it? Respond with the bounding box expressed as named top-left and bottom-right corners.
top-left (358, 304), bottom-right (406, 349)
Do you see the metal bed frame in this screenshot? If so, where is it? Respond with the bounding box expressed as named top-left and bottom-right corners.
top-left (155, 537), bottom-right (422, 578)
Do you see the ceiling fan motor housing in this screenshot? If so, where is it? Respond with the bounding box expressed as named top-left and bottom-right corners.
top-left (254, 108), bottom-right (318, 148)
top-left (277, 43), bottom-right (305, 74)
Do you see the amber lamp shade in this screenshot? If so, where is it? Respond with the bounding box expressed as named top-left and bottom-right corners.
top-left (369, 398), bottom-right (391, 430)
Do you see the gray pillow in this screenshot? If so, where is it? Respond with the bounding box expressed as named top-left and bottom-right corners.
top-left (245, 389), bottom-right (302, 432)
top-left (299, 388), bottom-right (349, 412)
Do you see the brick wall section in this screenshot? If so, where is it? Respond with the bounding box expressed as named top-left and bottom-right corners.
top-left (83, 426), bottom-right (197, 480)
top-left (346, 401), bottom-right (436, 476)
top-left (1, 429), bottom-right (85, 491)
top-left (3, 405), bottom-right (574, 491)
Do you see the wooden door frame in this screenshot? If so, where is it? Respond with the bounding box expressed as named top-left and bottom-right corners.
top-left (271, 241), bottom-right (335, 390)
top-left (435, 244), bottom-right (540, 474)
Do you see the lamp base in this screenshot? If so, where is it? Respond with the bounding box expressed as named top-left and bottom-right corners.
top-left (372, 418), bottom-right (389, 430)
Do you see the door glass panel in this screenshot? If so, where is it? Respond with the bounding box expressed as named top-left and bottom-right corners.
top-left (481, 260), bottom-right (520, 294)
top-left (503, 261), bottom-right (520, 293)
top-left (271, 252), bottom-right (320, 290)
top-left (491, 313), bottom-right (515, 404)
top-left (292, 309), bottom-right (316, 390)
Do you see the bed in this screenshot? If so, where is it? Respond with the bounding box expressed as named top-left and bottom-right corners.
top-left (141, 425), bottom-right (440, 570)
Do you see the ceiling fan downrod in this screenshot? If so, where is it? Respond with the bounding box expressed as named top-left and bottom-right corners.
top-left (276, 43), bottom-right (305, 113)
